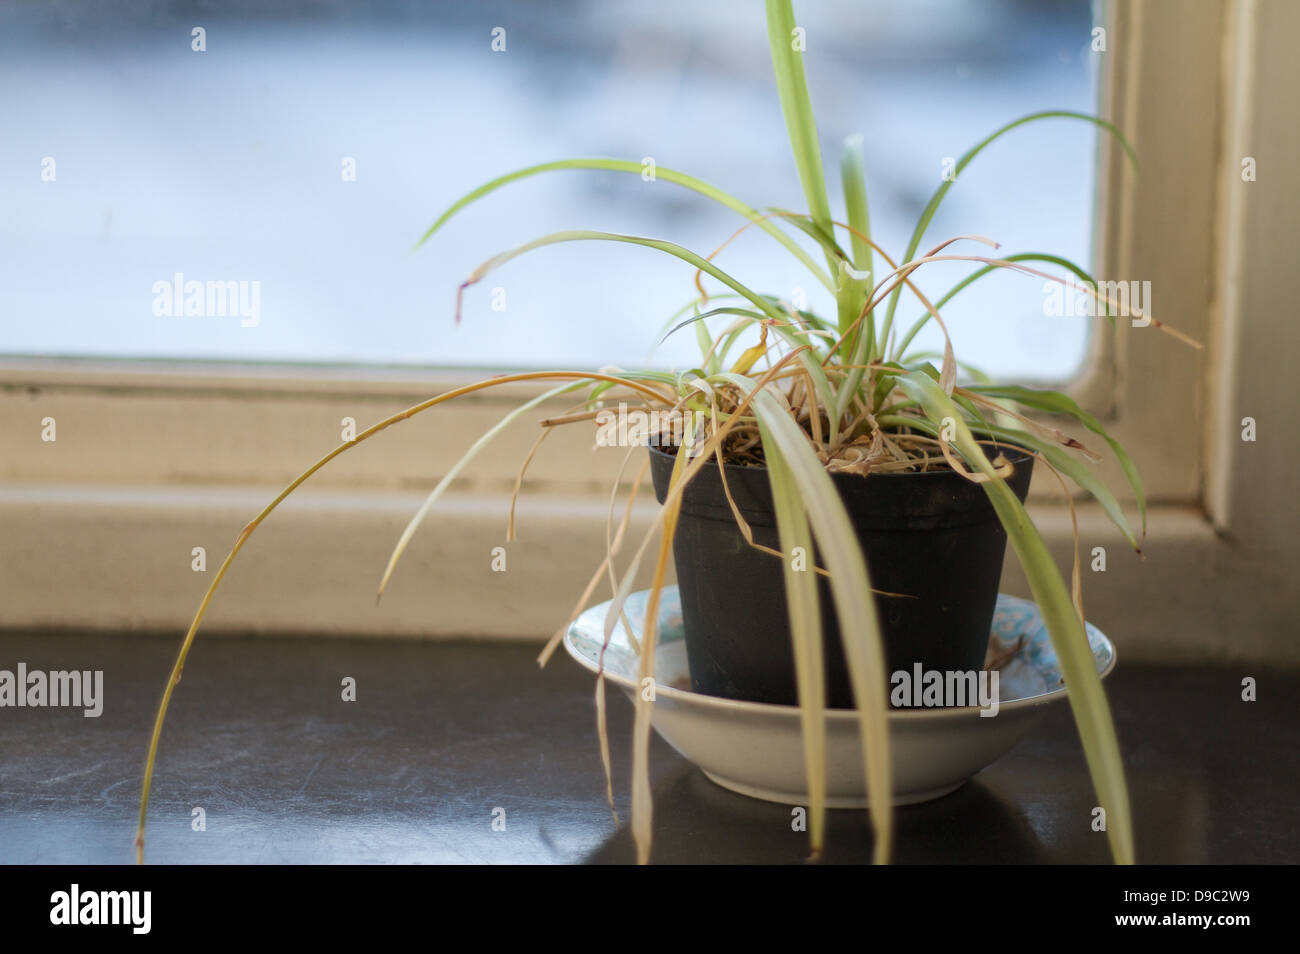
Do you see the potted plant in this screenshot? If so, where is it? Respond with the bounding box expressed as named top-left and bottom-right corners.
top-left (136, 0), bottom-right (1198, 865)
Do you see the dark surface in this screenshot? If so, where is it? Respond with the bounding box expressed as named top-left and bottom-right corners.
top-left (0, 630), bottom-right (1295, 864)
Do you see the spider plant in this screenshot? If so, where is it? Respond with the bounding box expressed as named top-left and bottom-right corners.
top-left (136, 0), bottom-right (1199, 865)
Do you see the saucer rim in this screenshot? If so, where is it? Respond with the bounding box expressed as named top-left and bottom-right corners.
top-left (563, 589), bottom-right (1117, 721)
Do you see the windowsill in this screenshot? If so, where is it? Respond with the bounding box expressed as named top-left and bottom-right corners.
top-left (0, 355), bottom-right (550, 398)
top-left (6, 479), bottom-right (1288, 667)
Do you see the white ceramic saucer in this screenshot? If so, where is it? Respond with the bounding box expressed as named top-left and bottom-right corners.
top-left (564, 585), bottom-right (1116, 807)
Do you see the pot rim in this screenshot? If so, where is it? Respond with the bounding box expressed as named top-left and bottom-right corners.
top-left (646, 438), bottom-right (1034, 480)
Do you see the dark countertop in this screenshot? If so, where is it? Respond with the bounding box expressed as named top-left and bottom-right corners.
top-left (0, 630), bottom-right (1295, 864)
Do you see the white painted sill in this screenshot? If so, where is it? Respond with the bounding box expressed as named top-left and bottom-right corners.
top-left (4, 480), bottom-right (1287, 666)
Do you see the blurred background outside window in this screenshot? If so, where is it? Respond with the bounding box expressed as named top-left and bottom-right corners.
top-left (1, 0), bottom-right (1100, 381)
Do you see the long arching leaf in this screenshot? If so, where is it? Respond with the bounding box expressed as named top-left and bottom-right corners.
top-left (893, 252), bottom-right (1109, 361)
top-left (415, 158), bottom-right (834, 292)
top-left (458, 228), bottom-right (841, 417)
top-left (896, 369), bottom-right (1134, 865)
top-left (723, 372), bottom-right (893, 864)
top-left (967, 384), bottom-right (1147, 539)
top-left (879, 111), bottom-right (1138, 349)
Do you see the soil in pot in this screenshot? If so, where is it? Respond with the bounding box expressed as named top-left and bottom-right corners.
top-left (648, 441), bottom-right (1034, 708)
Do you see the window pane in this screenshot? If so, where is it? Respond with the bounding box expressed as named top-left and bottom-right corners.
top-left (1, 0), bottom-right (1099, 381)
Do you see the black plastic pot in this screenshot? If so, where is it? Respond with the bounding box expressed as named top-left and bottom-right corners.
top-left (649, 442), bottom-right (1034, 708)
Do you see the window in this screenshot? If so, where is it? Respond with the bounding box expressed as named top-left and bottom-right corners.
top-left (4, 0), bottom-right (1098, 381)
top-left (3, 0), bottom-right (1292, 663)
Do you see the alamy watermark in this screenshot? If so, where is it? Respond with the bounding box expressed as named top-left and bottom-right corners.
top-left (595, 403), bottom-right (705, 452)
top-left (890, 665), bottom-right (1000, 717)
top-left (0, 663), bottom-right (103, 717)
top-left (1043, 279), bottom-right (1152, 327)
top-left (50, 885), bottom-right (150, 934)
top-left (152, 272), bottom-right (260, 327)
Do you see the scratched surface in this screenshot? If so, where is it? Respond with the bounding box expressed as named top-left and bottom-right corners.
top-left (0, 631), bottom-right (1295, 864)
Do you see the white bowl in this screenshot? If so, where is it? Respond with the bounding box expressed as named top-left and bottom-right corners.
top-left (564, 586), bottom-right (1116, 807)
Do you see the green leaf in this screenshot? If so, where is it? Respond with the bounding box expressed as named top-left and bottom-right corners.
top-left (765, 0), bottom-right (834, 244)
top-left (659, 306), bottom-right (772, 346)
top-left (893, 252), bottom-right (1110, 362)
top-left (768, 207), bottom-right (847, 263)
top-left (651, 292), bottom-right (740, 346)
top-left (762, 428), bottom-right (828, 854)
top-left (967, 421), bottom-right (1140, 553)
top-left (415, 158), bottom-right (834, 292)
top-left (723, 372), bottom-right (893, 864)
top-left (880, 111), bottom-right (1138, 350)
top-left (896, 370), bottom-right (1134, 865)
top-left (840, 134), bottom-right (874, 281)
top-left (767, 208), bottom-right (880, 435)
top-left (968, 385), bottom-right (1147, 540)
top-left (460, 228), bottom-right (842, 420)
top-left (693, 314), bottom-right (716, 371)
top-left (835, 134), bottom-right (878, 418)
top-left (876, 400), bottom-right (1141, 553)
